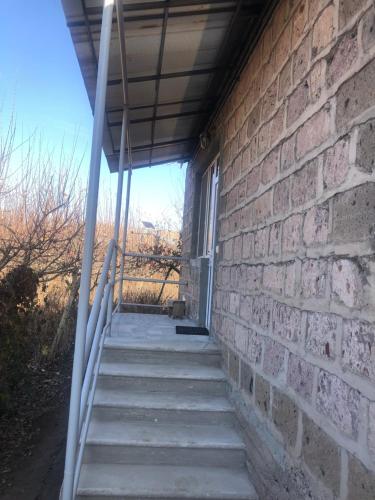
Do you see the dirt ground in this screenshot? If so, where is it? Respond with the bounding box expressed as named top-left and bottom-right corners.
top-left (0, 352), bottom-right (72, 500)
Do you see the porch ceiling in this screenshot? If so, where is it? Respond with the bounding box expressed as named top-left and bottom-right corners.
top-left (61, 0), bottom-right (275, 172)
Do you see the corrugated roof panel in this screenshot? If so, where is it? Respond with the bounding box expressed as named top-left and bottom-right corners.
top-left (61, 0), bottom-right (276, 171)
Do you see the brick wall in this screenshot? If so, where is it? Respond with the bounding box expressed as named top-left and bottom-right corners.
top-left (182, 0), bottom-right (375, 498)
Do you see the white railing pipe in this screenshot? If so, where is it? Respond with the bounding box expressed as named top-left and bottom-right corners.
top-left (80, 283), bottom-right (111, 428)
top-left (117, 166), bottom-right (132, 304)
top-left (107, 110), bottom-right (127, 326)
top-left (61, 1), bottom-right (114, 498)
top-left (85, 239), bottom-right (115, 360)
top-left (73, 324), bottom-right (108, 497)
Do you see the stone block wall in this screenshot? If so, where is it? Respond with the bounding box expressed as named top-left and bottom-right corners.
top-left (182, 0), bottom-right (375, 498)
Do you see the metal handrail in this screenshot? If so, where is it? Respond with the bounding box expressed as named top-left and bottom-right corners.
top-left (62, 238), bottom-right (121, 499)
top-left (124, 251), bottom-right (187, 261)
top-left (120, 275), bottom-right (188, 286)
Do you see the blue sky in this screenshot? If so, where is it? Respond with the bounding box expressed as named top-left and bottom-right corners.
top-left (0, 0), bottom-right (186, 227)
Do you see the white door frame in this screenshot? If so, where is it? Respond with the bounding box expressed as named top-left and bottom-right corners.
top-left (203, 155), bottom-right (219, 329)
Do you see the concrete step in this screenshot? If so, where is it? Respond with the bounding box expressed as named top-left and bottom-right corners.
top-left (97, 362), bottom-right (228, 396)
top-left (93, 389), bottom-right (236, 425)
top-left (102, 338), bottom-right (221, 367)
top-left (84, 419), bottom-right (246, 467)
top-left (76, 464), bottom-right (258, 499)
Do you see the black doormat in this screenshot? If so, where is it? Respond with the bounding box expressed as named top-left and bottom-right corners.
top-left (176, 325), bottom-right (209, 336)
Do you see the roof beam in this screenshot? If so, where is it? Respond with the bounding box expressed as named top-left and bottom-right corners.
top-left (108, 67), bottom-right (219, 85)
top-left (149, 3), bottom-right (169, 164)
top-left (106, 97), bottom-right (211, 113)
top-left (113, 137), bottom-right (197, 153)
top-left (109, 155), bottom-right (191, 171)
top-left (109, 109), bottom-right (207, 126)
top-left (86, 0), bottom-right (237, 16)
top-left (67, 5), bottom-right (260, 27)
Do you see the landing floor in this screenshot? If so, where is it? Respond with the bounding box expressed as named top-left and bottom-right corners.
top-left (109, 313), bottom-right (216, 351)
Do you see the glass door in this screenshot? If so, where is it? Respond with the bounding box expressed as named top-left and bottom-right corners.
top-left (203, 157), bottom-right (219, 329)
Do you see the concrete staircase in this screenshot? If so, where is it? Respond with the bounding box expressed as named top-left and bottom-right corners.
top-left (77, 324), bottom-right (257, 499)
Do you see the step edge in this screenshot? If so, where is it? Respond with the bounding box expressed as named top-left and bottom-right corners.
top-left (92, 400), bottom-right (235, 412)
top-left (98, 371), bottom-right (227, 382)
top-left (84, 439), bottom-right (245, 450)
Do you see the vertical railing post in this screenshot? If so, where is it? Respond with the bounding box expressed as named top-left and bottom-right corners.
top-left (117, 162), bottom-right (132, 305)
top-left (107, 109), bottom-right (127, 327)
top-left (61, 1), bottom-right (114, 498)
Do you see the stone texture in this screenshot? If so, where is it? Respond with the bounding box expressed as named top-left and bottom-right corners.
top-left (323, 136), bottom-right (350, 190)
top-left (281, 135), bottom-right (295, 171)
top-left (273, 302), bottom-right (302, 342)
top-left (269, 222), bottom-right (282, 256)
top-left (235, 323), bottom-right (248, 353)
top-left (369, 402), bottom-right (375, 457)
top-left (270, 104), bottom-right (286, 147)
top-left (248, 329), bottom-right (263, 365)
top-left (273, 177), bottom-right (290, 215)
top-left (309, 59), bottom-right (326, 103)
top-left (303, 204), bottom-right (329, 246)
top-left (291, 160), bottom-right (318, 208)
top-left (331, 183), bottom-right (375, 244)
top-left (331, 259), bottom-right (364, 308)
top-left (296, 107), bottom-right (331, 159)
top-left (336, 58), bottom-right (375, 129)
top-left (229, 292), bottom-right (240, 315)
top-left (287, 353), bottom-right (314, 401)
top-left (292, 0), bottom-right (308, 47)
top-left (362, 7), bottom-right (375, 53)
top-left (287, 80), bottom-right (310, 127)
top-left (239, 295), bottom-right (252, 322)
top-left (326, 28), bottom-right (358, 87)
top-left (252, 294), bottom-right (272, 331)
top-left (262, 148), bottom-right (279, 185)
top-left (233, 235), bottom-right (242, 262)
top-left (263, 264), bottom-right (284, 295)
top-left (306, 312), bottom-right (337, 360)
top-left (262, 81), bottom-right (278, 122)
top-left (302, 415), bottom-right (341, 496)
top-left (247, 102), bottom-right (261, 139)
top-left (293, 34), bottom-right (310, 84)
top-left (263, 338), bottom-right (286, 377)
top-left (312, 5), bottom-right (335, 57)
top-left (254, 190), bottom-right (272, 224)
top-left (339, 0), bottom-right (368, 29)
top-left (301, 259), bottom-right (328, 298)
top-left (282, 214), bottom-right (303, 254)
top-left (285, 261), bottom-right (297, 297)
top-left (272, 389), bottom-right (298, 448)
top-left (228, 348), bottom-right (240, 384)
top-left (357, 119), bottom-right (375, 173)
top-left (254, 227), bottom-right (269, 258)
top-left (246, 265), bottom-right (263, 292)
top-left (279, 59), bottom-right (292, 101)
top-left (347, 454), bottom-right (375, 500)
top-left (255, 374), bottom-right (270, 416)
top-left (316, 370), bottom-right (360, 437)
top-left (246, 165), bottom-right (261, 197)
top-left (342, 319), bottom-right (375, 381)
top-left (240, 360), bottom-right (254, 397)
top-left (242, 232), bottom-right (254, 260)
top-left (275, 22), bottom-right (292, 70)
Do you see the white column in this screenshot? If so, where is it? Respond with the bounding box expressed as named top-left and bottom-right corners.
top-left (62, 1), bottom-right (114, 498)
top-left (107, 109), bottom-right (127, 326)
top-left (117, 161), bottom-right (132, 305)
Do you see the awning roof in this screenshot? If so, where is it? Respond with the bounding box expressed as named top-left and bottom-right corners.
top-left (61, 0), bottom-right (275, 171)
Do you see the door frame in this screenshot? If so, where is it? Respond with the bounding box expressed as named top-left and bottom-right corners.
top-left (201, 155), bottom-right (220, 329)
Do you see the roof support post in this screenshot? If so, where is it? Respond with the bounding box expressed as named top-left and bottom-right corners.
top-left (106, 109), bottom-right (127, 329)
top-left (61, 1), bottom-right (114, 498)
top-left (117, 161), bottom-right (132, 305)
